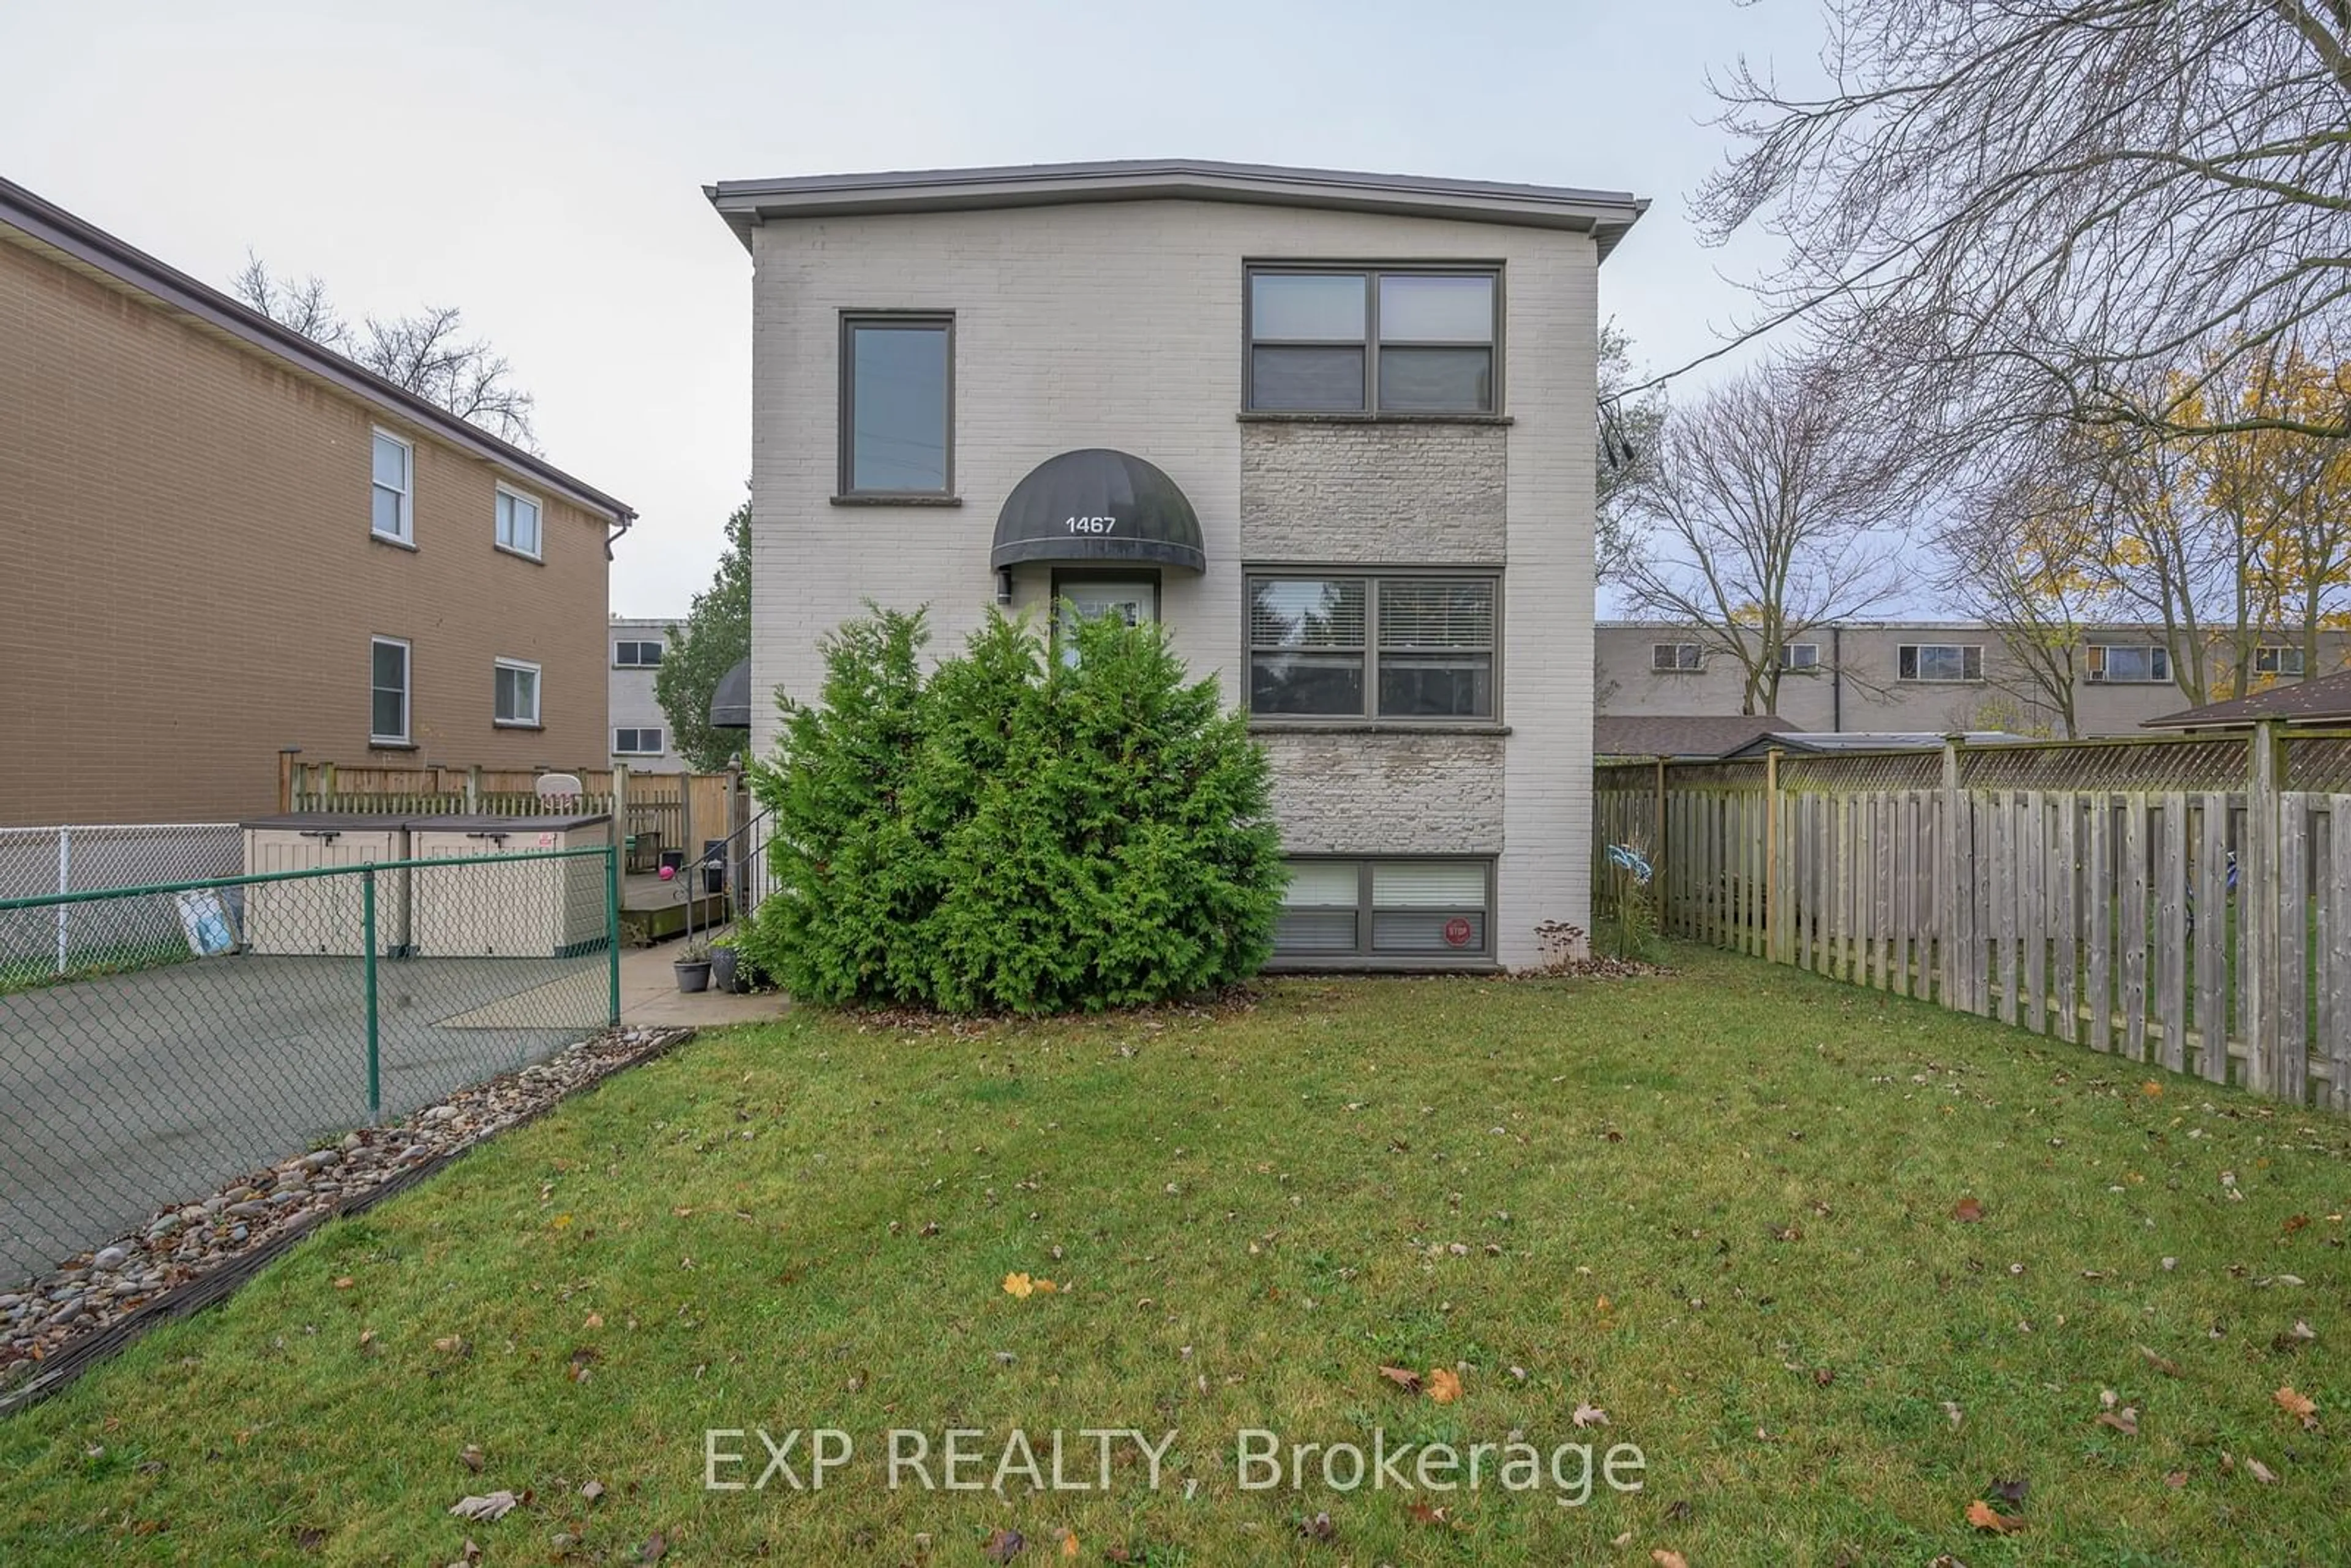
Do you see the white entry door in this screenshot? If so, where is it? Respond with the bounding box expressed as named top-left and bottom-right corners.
top-left (1056, 578), bottom-right (1157, 663)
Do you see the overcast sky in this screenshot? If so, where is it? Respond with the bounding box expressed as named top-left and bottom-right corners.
top-left (3, 0), bottom-right (1809, 618)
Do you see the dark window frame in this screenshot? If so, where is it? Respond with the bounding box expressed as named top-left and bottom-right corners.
top-left (2086, 643), bottom-right (2171, 684)
top-left (1651, 642), bottom-right (1705, 673)
top-left (838, 310), bottom-right (956, 499)
top-left (2257, 644), bottom-right (2307, 676)
top-left (369, 634), bottom-right (411, 747)
top-left (613, 639), bottom-right (665, 668)
top-left (1779, 642), bottom-right (1821, 672)
top-left (1245, 570), bottom-right (1501, 724)
top-left (613, 726), bottom-right (665, 755)
top-left (1242, 263), bottom-right (1503, 416)
top-left (1897, 643), bottom-right (1985, 683)
top-left (1270, 855), bottom-right (1498, 967)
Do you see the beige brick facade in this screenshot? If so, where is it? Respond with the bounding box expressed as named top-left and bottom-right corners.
top-left (724, 167), bottom-right (1637, 967)
top-left (0, 212), bottom-right (620, 827)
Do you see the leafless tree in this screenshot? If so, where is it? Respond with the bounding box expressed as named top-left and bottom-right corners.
top-left (1596, 322), bottom-right (1665, 585)
top-left (232, 256), bottom-right (538, 449)
top-left (1618, 356), bottom-right (1915, 715)
top-left (1700, 2), bottom-right (2351, 444)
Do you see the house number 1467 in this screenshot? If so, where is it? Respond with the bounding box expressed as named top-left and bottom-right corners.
top-left (1064, 516), bottom-right (1117, 534)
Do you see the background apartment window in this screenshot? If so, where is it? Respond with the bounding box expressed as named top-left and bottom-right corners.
top-left (495, 487), bottom-right (542, 558)
top-left (2087, 643), bottom-right (2170, 683)
top-left (841, 315), bottom-right (952, 495)
top-left (1779, 643), bottom-right (1820, 672)
top-left (1651, 642), bottom-right (1704, 672)
top-left (1899, 643), bottom-right (1983, 682)
top-left (2258, 645), bottom-right (2307, 676)
top-left (370, 637), bottom-right (410, 744)
top-left (1248, 575), bottom-right (1495, 719)
top-left (613, 640), bottom-right (665, 667)
top-left (1246, 268), bottom-right (1497, 415)
top-left (1273, 858), bottom-right (1493, 961)
top-left (613, 727), bottom-right (664, 755)
top-left (493, 659), bottom-right (541, 727)
top-left (371, 430), bottom-right (412, 543)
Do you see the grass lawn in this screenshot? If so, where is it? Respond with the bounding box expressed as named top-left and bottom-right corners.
top-left (5, 944), bottom-right (2347, 1566)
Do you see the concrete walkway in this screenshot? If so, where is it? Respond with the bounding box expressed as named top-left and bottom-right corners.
top-left (617, 938), bottom-right (786, 1029)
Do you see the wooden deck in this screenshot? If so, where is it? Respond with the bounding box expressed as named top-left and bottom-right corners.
top-left (619, 870), bottom-right (732, 945)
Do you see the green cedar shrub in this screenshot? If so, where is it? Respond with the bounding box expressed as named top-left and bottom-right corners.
top-left (741, 605), bottom-right (1284, 1014)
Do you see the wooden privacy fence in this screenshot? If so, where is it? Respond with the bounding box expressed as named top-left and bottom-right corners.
top-left (279, 760), bottom-right (743, 868)
top-left (1594, 726), bottom-right (2351, 1112)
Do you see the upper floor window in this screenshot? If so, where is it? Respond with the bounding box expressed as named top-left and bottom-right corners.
top-left (841, 314), bottom-right (953, 496)
top-left (1899, 643), bottom-right (1983, 683)
top-left (1245, 268), bottom-right (1498, 415)
top-left (2258, 645), bottom-right (2306, 676)
top-left (2087, 643), bottom-right (2169, 684)
top-left (493, 658), bottom-right (541, 727)
top-left (370, 636), bottom-right (411, 745)
top-left (495, 486), bottom-right (542, 559)
top-left (613, 727), bottom-right (665, 756)
top-left (1651, 642), bottom-right (1705, 672)
top-left (1779, 643), bottom-right (1821, 672)
top-left (613, 639), bottom-right (665, 667)
top-left (371, 430), bottom-right (413, 544)
top-left (1248, 574), bottom-right (1496, 720)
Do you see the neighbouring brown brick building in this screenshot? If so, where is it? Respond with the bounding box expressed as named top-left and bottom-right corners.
top-left (0, 176), bottom-right (632, 826)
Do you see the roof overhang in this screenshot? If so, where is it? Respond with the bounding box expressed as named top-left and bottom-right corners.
top-left (0, 175), bottom-right (634, 528)
top-left (706, 159), bottom-right (1646, 261)
top-left (991, 448), bottom-right (1205, 573)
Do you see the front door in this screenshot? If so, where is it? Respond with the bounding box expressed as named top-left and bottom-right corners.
top-left (1055, 577), bottom-right (1158, 664)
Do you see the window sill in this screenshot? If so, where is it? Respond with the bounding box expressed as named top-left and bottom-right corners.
top-left (1237, 411), bottom-right (1513, 427)
top-left (371, 531), bottom-right (419, 552)
top-left (493, 544), bottom-right (545, 565)
top-left (831, 493), bottom-right (963, 507)
top-left (493, 721), bottom-right (545, 731)
top-left (1249, 720), bottom-right (1511, 737)
top-left (368, 739), bottom-right (418, 751)
top-left (1264, 958), bottom-right (1504, 974)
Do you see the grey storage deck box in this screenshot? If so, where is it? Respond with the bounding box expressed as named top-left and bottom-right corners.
top-left (240, 814), bottom-right (415, 956)
top-left (407, 814), bottom-right (612, 958)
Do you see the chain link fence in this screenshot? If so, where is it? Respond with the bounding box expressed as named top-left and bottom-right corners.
top-left (0, 847), bottom-right (617, 1285)
top-left (0, 825), bottom-right (243, 988)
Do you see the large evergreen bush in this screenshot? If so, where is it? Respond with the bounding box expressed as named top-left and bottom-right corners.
top-left (740, 606), bottom-right (1284, 1013)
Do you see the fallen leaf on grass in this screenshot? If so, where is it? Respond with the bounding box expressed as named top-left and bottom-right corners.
top-left (2096, 1407), bottom-right (2140, 1437)
top-left (358, 1329), bottom-right (377, 1351)
top-left (1003, 1273), bottom-right (1034, 1299)
top-left (2142, 1081), bottom-right (2164, 1097)
top-left (1298, 1510), bottom-right (1336, 1542)
top-left (2137, 1345), bottom-right (2181, 1376)
top-left (2246, 1455), bottom-right (2278, 1484)
top-left (2165, 1470), bottom-right (2188, 1488)
top-left (983, 1526), bottom-right (1026, 1562)
top-left (459, 1444), bottom-right (484, 1474)
top-left (581, 1479), bottom-right (606, 1502)
top-left (332, 1277), bottom-right (354, 1291)
top-left (1378, 1365), bottom-right (1422, 1394)
top-left (1652, 1551), bottom-right (1690, 1568)
top-left (638, 1531), bottom-right (668, 1562)
top-left (447, 1491), bottom-right (518, 1523)
top-left (432, 1335), bottom-right (465, 1355)
top-left (1951, 1197), bottom-right (1986, 1223)
top-left (1406, 1501), bottom-right (1451, 1526)
top-left (1425, 1367), bottom-right (1463, 1405)
top-left (1966, 1499), bottom-right (2023, 1534)
top-left (583, 1312), bottom-right (604, 1330)
top-left (1572, 1401), bottom-right (1610, 1428)
top-left (2276, 1386), bottom-right (2319, 1430)
top-left (1987, 1477), bottom-right (2027, 1506)
top-left (1942, 1401), bottom-right (1964, 1430)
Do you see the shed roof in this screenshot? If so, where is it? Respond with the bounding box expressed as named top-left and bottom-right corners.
top-left (2143, 668), bottom-right (2351, 729)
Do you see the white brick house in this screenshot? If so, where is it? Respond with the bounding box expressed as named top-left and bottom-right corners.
top-left (706, 160), bottom-right (1644, 970)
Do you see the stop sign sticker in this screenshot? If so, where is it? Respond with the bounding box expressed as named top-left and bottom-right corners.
top-left (1442, 917), bottom-right (1473, 947)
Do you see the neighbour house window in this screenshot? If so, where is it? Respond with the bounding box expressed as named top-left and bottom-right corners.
top-left (1247, 575), bottom-right (1496, 720)
top-left (1245, 268), bottom-right (1499, 415)
top-left (613, 727), bottom-right (664, 755)
top-left (2258, 645), bottom-right (2307, 676)
top-left (1273, 858), bottom-right (1494, 962)
top-left (1898, 643), bottom-right (1983, 682)
top-left (1779, 643), bottom-right (1820, 672)
top-left (840, 314), bottom-right (953, 495)
top-left (495, 486), bottom-right (542, 558)
top-left (493, 658), bottom-right (541, 727)
top-left (370, 637), bottom-right (411, 745)
top-left (2087, 643), bottom-right (2170, 683)
top-left (1651, 642), bottom-right (1704, 672)
top-left (371, 430), bottom-right (413, 543)
top-left (613, 640), bottom-right (666, 667)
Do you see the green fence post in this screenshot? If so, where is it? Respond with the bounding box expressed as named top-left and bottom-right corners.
top-left (362, 865), bottom-right (381, 1122)
top-left (606, 842), bottom-right (621, 1026)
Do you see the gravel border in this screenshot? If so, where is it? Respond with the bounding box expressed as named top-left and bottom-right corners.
top-left (0, 1024), bottom-right (694, 1415)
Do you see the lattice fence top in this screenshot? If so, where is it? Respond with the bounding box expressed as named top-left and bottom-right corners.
top-left (1778, 749), bottom-right (1944, 794)
top-left (2285, 731), bottom-right (2351, 794)
top-left (1952, 737), bottom-right (2247, 793)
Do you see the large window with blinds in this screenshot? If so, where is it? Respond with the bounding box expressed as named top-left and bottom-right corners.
top-left (1274, 858), bottom-right (1494, 963)
top-left (1247, 574), bottom-right (1497, 720)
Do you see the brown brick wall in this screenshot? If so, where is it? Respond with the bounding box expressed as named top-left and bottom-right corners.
top-left (0, 232), bottom-right (610, 825)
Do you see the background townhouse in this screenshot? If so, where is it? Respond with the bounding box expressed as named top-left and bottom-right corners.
top-left (0, 176), bottom-right (631, 826)
top-left (709, 159), bottom-right (1644, 969)
top-left (1596, 620), bottom-right (2351, 738)
top-left (607, 615), bottom-right (684, 769)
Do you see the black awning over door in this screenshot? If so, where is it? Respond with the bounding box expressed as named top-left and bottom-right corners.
top-left (989, 448), bottom-right (1205, 572)
top-left (709, 658), bottom-right (751, 729)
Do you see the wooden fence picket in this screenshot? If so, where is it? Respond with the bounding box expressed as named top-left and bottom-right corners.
top-left (2195, 792), bottom-right (2230, 1083)
top-left (2159, 791), bottom-right (2189, 1074)
top-left (2279, 797), bottom-right (2309, 1104)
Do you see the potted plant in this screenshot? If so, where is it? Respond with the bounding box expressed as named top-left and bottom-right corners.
top-left (673, 938), bottom-right (713, 994)
top-left (709, 931), bottom-right (742, 994)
